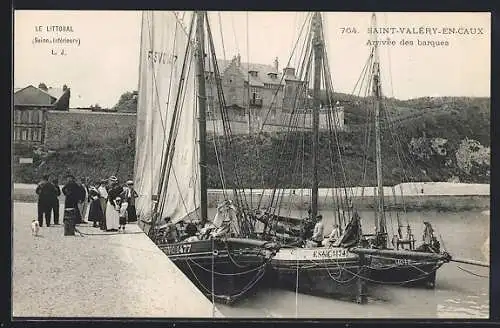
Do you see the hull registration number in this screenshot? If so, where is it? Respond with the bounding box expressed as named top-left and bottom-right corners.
top-left (163, 243), bottom-right (193, 255)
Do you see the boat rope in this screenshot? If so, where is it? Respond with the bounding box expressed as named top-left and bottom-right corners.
top-left (184, 256), bottom-right (267, 301)
top-left (259, 12), bottom-right (312, 132)
top-left (246, 11), bottom-right (251, 136)
top-left (383, 13), bottom-right (395, 98)
top-left (217, 12), bottom-right (226, 61)
top-left (204, 13), bottom-right (255, 223)
top-left (205, 46), bottom-right (228, 192)
top-left (287, 251), bottom-right (445, 286)
top-left (187, 256), bottom-right (269, 276)
top-left (456, 265), bottom-right (489, 279)
top-left (170, 167), bottom-right (201, 222)
top-left (319, 258), bottom-right (359, 284)
top-left (295, 243), bottom-right (299, 318)
top-left (158, 14), bottom-right (181, 173)
top-left (343, 262), bottom-right (443, 286)
top-left (211, 237), bottom-right (215, 316)
top-left (230, 13), bottom-right (240, 55)
top-left (223, 239), bottom-right (276, 269)
top-left (154, 14), bottom-right (196, 218)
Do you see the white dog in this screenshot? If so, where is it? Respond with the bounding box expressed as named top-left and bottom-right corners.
top-left (31, 219), bottom-right (40, 236)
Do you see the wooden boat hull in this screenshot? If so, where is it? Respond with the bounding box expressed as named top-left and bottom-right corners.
top-left (157, 238), bottom-right (276, 305)
top-left (367, 256), bottom-right (445, 288)
top-left (269, 247), bottom-right (368, 303)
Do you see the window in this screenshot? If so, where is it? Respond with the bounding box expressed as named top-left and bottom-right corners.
top-left (14, 110), bottom-right (21, 123)
top-left (21, 129), bottom-right (28, 140)
top-left (21, 110), bottom-right (29, 124)
top-left (14, 127), bottom-right (21, 140)
top-left (32, 128), bottom-right (43, 142)
top-left (32, 111), bottom-right (40, 124)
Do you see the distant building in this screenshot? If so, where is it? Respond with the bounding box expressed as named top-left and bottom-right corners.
top-left (204, 55), bottom-right (305, 121)
top-left (203, 55), bottom-right (345, 132)
top-left (13, 84), bottom-right (71, 147)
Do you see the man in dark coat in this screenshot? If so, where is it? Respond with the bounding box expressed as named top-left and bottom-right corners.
top-left (50, 178), bottom-right (62, 225)
top-left (35, 174), bottom-right (58, 227)
top-left (62, 174), bottom-right (84, 224)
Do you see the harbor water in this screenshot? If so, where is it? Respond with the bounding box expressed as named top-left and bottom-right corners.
top-left (13, 197), bottom-right (489, 318)
top-left (212, 209), bottom-right (490, 319)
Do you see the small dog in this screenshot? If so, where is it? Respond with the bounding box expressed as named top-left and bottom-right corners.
top-left (31, 219), bottom-right (40, 236)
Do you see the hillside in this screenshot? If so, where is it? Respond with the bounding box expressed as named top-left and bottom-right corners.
top-left (13, 96), bottom-right (490, 186)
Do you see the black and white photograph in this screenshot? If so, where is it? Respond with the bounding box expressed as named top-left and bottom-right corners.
top-left (12, 10), bottom-right (490, 319)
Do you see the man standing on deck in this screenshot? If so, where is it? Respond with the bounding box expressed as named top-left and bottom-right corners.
top-left (301, 208), bottom-right (316, 241)
top-left (311, 215), bottom-right (324, 247)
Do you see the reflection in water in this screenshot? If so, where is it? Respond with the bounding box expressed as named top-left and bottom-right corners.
top-left (211, 210), bottom-right (489, 319)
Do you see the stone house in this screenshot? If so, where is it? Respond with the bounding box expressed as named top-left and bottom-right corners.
top-left (204, 55), bottom-right (305, 122)
top-left (13, 84), bottom-right (71, 148)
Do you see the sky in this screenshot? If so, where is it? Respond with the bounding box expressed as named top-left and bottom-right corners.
top-left (14, 11), bottom-right (490, 108)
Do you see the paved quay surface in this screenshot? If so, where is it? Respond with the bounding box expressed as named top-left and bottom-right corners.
top-left (12, 202), bottom-right (222, 318)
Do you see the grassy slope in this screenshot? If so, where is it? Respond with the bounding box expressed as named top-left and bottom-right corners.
top-left (13, 97), bottom-right (490, 186)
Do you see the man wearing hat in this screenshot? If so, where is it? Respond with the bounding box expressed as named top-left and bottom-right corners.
top-left (120, 180), bottom-right (139, 223)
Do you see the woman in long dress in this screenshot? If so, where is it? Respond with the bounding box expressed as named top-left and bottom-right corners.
top-left (88, 186), bottom-right (104, 228)
top-left (97, 179), bottom-right (108, 229)
top-left (105, 176), bottom-right (122, 232)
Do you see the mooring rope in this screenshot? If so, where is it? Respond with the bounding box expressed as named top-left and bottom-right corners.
top-left (456, 265), bottom-right (489, 279)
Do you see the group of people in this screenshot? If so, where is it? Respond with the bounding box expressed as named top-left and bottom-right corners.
top-left (301, 209), bottom-right (342, 248)
top-left (156, 200), bottom-right (239, 244)
top-left (36, 174), bottom-right (138, 233)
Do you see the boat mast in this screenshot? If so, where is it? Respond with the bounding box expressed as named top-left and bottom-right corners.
top-left (311, 12), bottom-right (323, 220)
top-left (196, 11), bottom-right (208, 225)
top-left (371, 13), bottom-right (387, 245)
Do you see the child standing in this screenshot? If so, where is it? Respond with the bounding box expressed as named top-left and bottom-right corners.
top-left (116, 197), bottom-right (128, 232)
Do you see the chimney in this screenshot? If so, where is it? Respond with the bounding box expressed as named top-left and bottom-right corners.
top-left (38, 83), bottom-right (48, 91)
top-left (274, 57), bottom-right (279, 72)
top-left (283, 67), bottom-right (296, 77)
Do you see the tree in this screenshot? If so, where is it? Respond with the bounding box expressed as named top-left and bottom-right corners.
top-left (455, 138), bottom-right (490, 181)
top-left (113, 91), bottom-right (138, 112)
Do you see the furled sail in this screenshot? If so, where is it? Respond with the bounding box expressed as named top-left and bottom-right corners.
top-left (134, 11), bottom-right (200, 223)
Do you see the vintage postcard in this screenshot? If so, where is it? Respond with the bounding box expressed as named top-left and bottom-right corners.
top-left (12, 11), bottom-right (490, 319)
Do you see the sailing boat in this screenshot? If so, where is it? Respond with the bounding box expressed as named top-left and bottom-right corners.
top-left (134, 11), bottom-right (279, 305)
top-left (348, 13), bottom-right (451, 288)
top-left (251, 12), bottom-right (369, 303)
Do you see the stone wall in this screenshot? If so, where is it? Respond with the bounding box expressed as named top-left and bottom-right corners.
top-left (13, 183), bottom-right (490, 211)
top-left (44, 110), bottom-right (137, 149)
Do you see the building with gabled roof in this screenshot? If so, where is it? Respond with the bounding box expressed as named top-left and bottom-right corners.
top-left (13, 84), bottom-right (71, 148)
top-left (204, 55), bottom-right (306, 124)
